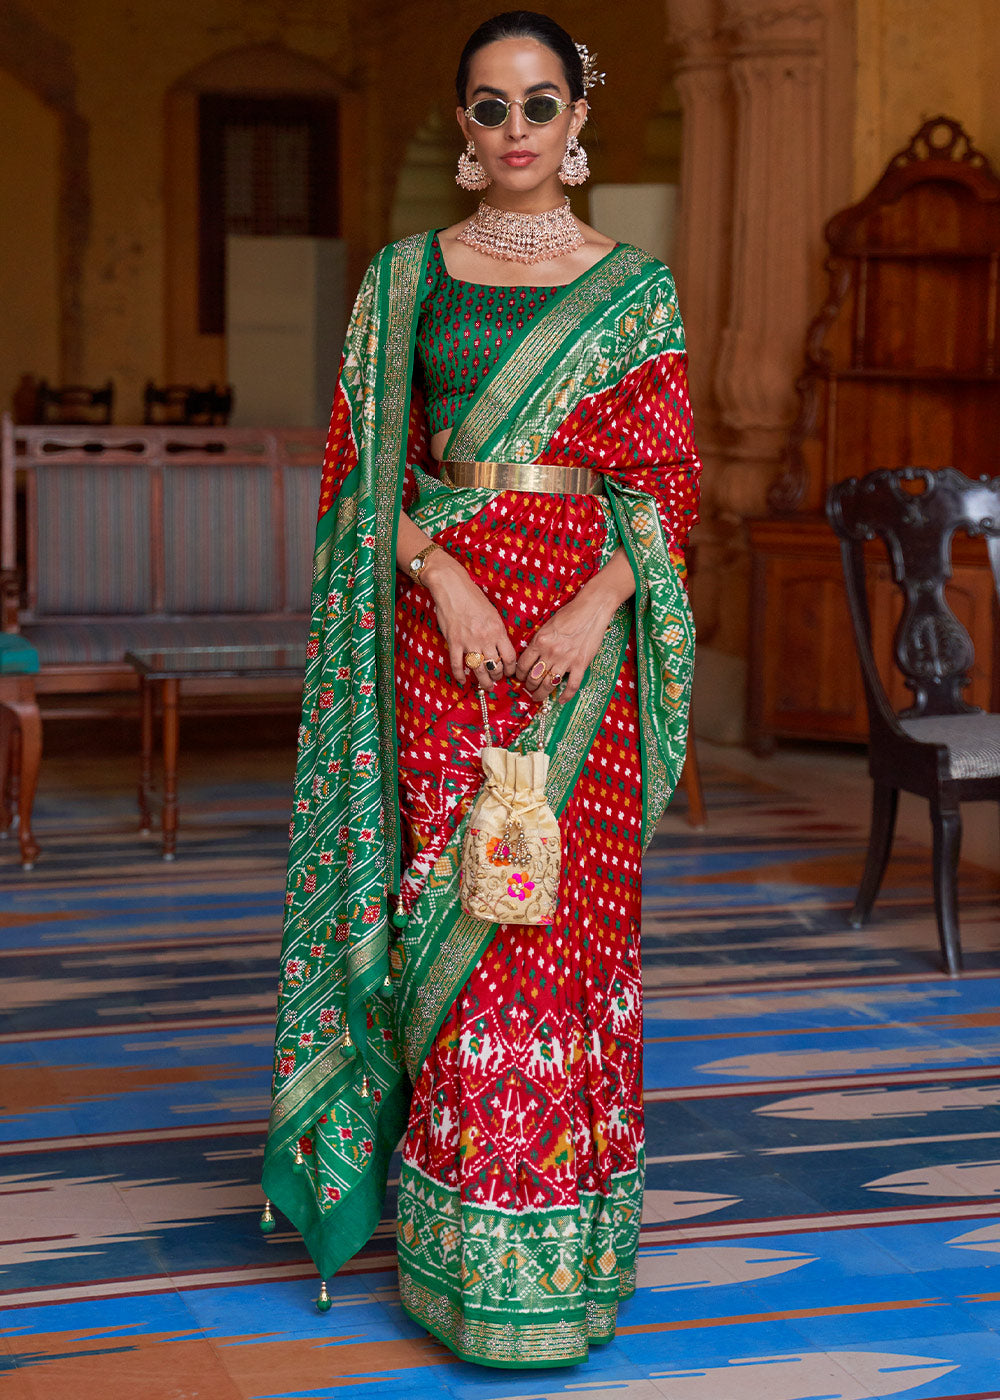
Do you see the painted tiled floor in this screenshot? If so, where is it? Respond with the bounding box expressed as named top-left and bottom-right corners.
top-left (2, 733), bottom-right (1000, 1399)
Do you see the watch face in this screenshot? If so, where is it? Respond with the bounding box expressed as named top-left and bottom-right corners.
top-left (410, 557), bottom-right (423, 573)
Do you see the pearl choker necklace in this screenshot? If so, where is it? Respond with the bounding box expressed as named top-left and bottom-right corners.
top-left (456, 198), bottom-right (584, 265)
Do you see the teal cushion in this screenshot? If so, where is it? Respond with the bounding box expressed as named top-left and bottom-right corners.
top-left (0, 635), bottom-right (40, 675)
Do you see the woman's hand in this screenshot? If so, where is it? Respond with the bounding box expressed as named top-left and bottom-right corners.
top-left (421, 550), bottom-right (517, 690)
top-left (517, 549), bottom-right (636, 704)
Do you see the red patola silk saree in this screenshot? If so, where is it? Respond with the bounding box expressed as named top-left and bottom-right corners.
top-left (262, 230), bottom-right (700, 1367)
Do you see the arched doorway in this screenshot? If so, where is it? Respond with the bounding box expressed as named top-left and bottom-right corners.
top-left (164, 44), bottom-right (357, 388)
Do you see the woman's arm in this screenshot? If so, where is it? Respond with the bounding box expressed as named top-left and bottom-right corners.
top-left (397, 511), bottom-right (636, 707)
top-left (396, 511), bottom-right (517, 690)
top-left (515, 547), bottom-right (635, 704)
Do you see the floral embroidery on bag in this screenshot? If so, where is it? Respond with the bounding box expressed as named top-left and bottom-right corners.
top-left (507, 872), bottom-right (535, 900)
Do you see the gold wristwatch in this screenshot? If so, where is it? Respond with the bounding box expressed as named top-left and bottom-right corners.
top-left (408, 541), bottom-right (442, 584)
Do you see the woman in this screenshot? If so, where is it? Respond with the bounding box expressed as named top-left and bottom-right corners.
top-left (261, 10), bottom-right (700, 1369)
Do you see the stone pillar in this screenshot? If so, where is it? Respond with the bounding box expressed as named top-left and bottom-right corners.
top-left (712, 1), bottom-right (826, 529)
top-left (667, 1), bottom-right (733, 661)
top-left (665, 0), bottom-right (846, 737)
top-left (667, 0), bottom-right (749, 735)
top-left (668, 0), bottom-right (730, 442)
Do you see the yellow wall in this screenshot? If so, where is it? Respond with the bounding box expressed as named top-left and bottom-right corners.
top-left (76, 1), bottom-right (360, 420)
top-left (854, 0), bottom-right (1000, 194)
top-left (0, 0), bottom-right (672, 422)
top-left (0, 67), bottom-right (60, 406)
top-left (11, 0), bottom-right (995, 426)
top-left (1, 0), bottom-right (359, 421)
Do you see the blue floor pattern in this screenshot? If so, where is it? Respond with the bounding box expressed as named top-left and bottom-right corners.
top-left (2, 740), bottom-right (1000, 1398)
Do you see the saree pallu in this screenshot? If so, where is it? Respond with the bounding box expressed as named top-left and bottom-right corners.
top-left (262, 231), bottom-right (700, 1369)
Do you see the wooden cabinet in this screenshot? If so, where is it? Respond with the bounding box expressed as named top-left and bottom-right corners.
top-left (749, 519), bottom-right (998, 749)
top-left (749, 520), bottom-right (865, 746)
top-left (748, 117), bottom-right (1000, 751)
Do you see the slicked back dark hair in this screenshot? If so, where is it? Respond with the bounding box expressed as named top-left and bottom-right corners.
top-left (456, 11), bottom-right (585, 106)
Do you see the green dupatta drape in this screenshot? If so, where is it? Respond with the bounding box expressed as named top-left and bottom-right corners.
top-left (262, 231), bottom-right (696, 1284)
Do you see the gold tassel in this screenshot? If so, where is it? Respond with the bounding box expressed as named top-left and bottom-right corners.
top-left (259, 1199), bottom-right (276, 1234)
top-left (340, 1029), bottom-right (356, 1059)
top-left (316, 1279), bottom-right (332, 1312)
top-left (360, 1073), bottom-right (371, 1099)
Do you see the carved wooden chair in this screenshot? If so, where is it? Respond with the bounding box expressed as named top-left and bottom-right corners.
top-left (144, 381), bottom-right (234, 426)
top-left (36, 379), bottom-right (114, 425)
top-left (827, 467), bottom-right (1000, 975)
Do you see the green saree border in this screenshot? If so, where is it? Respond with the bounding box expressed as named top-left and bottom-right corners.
top-left (265, 1075), bottom-right (411, 1282)
top-left (606, 480), bottom-right (695, 846)
top-left (262, 232), bottom-right (433, 1283)
top-left (396, 1156), bottom-right (643, 1368)
top-left (445, 244), bottom-right (655, 464)
top-left (372, 228), bottom-right (435, 915)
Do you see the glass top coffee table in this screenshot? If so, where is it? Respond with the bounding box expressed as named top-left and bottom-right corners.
top-left (125, 644), bottom-right (307, 859)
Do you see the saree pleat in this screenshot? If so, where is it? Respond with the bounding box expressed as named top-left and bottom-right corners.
top-left (392, 490), bottom-right (646, 1365)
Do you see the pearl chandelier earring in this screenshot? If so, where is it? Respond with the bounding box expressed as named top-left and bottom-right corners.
top-left (558, 134), bottom-right (590, 186)
top-left (456, 140), bottom-right (490, 191)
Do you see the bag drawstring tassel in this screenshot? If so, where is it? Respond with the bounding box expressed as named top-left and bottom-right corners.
top-left (462, 688), bottom-right (559, 925)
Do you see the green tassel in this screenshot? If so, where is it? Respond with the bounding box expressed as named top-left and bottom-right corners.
top-left (381, 973), bottom-right (395, 998)
top-left (340, 1030), bottom-right (356, 1059)
top-left (391, 908), bottom-right (408, 929)
top-left (259, 1200), bottom-right (276, 1234)
top-left (293, 1144), bottom-right (306, 1172)
top-left (316, 1280), bottom-right (332, 1312)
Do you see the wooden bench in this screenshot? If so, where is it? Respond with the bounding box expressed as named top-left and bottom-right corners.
top-left (1, 414), bottom-right (707, 859)
top-left (1, 414), bottom-right (325, 862)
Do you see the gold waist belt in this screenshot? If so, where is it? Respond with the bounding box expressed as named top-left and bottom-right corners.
top-left (441, 460), bottom-right (604, 496)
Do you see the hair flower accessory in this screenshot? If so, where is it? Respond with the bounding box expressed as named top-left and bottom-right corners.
top-left (575, 42), bottom-right (606, 93)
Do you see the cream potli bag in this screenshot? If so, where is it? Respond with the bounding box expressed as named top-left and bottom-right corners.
top-left (460, 691), bottom-right (561, 926)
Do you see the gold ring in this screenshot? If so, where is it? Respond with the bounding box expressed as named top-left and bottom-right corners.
top-left (530, 659), bottom-right (549, 681)
top-left (484, 658), bottom-right (500, 673)
top-left (465, 651), bottom-right (485, 670)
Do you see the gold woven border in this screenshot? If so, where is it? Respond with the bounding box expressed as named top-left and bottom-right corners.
top-left (445, 246), bottom-right (650, 462)
top-left (404, 906), bottom-right (491, 1082)
top-left (373, 235), bottom-right (429, 902)
top-left (399, 1273), bottom-right (589, 1366)
top-left (265, 1036), bottom-right (351, 1151)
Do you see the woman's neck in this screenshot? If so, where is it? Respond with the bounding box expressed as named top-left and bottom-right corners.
top-left (482, 184), bottom-right (569, 215)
